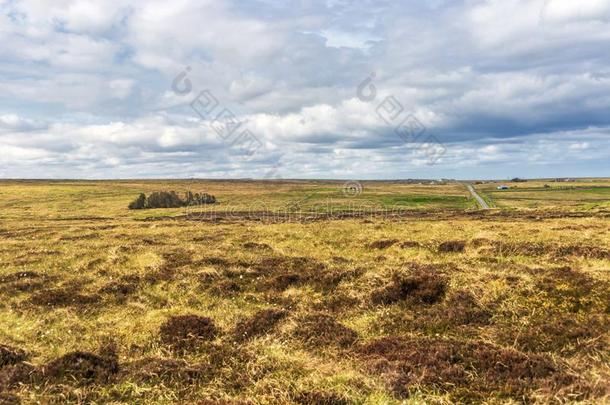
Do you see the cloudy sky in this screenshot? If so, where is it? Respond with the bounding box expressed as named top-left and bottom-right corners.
top-left (1, 0), bottom-right (609, 179)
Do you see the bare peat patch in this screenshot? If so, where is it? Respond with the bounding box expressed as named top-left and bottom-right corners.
top-left (368, 239), bottom-right (399, 250)
top-left (29, 286), bottom-right (100, 308)
top-left (371, 269), bottom-right (448, 305)
top-left (438, 240), bottom-right (466, 253)
top-left (233, 309), bottom-right (288, 342)
top-left (0, 345), bottom-right (27, 368)
top-left (357, 337), bottom-right (567, 401)
top-left (399, 241), bottom-right (421, 249)
top-left (293, 313), bottom-right (358, 348)
top-left (98, 275), bottom-right (141, 302)
top-left (0, 362), bottom-right (36, 390)
top-left (242, 242), bottom-right (273, 251)
top-left (40, 350), bottom-right (119, 384)
top-left (0, 271), bottom-right (40, 284)
top-left (159, 315), bottom-right (219, 352)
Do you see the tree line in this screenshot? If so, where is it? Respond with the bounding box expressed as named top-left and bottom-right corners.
top-left (128, 191), bottom-right (216, 210)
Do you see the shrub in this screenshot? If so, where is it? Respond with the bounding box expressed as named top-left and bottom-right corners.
top-left (128, 191), bottom-right (216, 210)
top-left (128, 193), bottom-right (147, 210)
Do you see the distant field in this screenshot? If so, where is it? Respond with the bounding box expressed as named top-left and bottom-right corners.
top-left (0, 180), bottom-right (477, 221)
top-left (475, 179), bottom-right (610, 209)
top-left (0, 180), bottom-right (608, 403)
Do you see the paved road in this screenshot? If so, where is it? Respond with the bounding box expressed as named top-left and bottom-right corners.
top-left (465, 183), bottom-right (490, 209)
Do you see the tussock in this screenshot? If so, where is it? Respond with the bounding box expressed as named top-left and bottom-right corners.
top-left (233, 308), bottom-right (288, 342)
top-left (159, 315), bottom-right (219, 351)
top-left (371, 269), bottom-right (448, 305)
top-left (293, 313), bottom-right (358, 348)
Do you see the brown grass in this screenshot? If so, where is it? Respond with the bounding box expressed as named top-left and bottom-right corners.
top-left (371, 268), bottom-right (448, 305)
top-left (159, 315), bottom-right (219, 352)
top-left (293, 313), bottom-right (358, 348)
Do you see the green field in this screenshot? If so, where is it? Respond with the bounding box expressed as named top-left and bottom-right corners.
top-left (475, 179), bottom-right (610, 209)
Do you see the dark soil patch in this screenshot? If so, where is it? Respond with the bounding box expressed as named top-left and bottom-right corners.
top-left (405, 290), bottom-right (492, 333)
top-left (242, 242), bottom-right (273, 251)
top-left (209, 279), bottom-right (242, 296)
top-left (98, 276), bottom-right (140, 301)
top-left (40, 350), bottom-right (119, 384)
top-left (233, 309), bottom-right (288, 342)
top-left (29, 287), bottom-right (100, 308)
top-left (368, 239), bottom-right (399, 249)
top-left (315, 268), bottom-right (363, 290)
top-left (256, 255), bottom-right (357, 292)
top-left (0, 345), bottom-right (27, 367)
top-left (268, 273), bottom-right (302, 291)
top-left (164, 249), bottom-right (193, 265)
top-left (399, 241), bottom-right (421, 249)
top-left (0, 362), bottom-right (37, 389)
top-left (0, 271), bottom-right (49, 295)
top-left (159, 315), bottom-right (219, 352)
top-left (438, 240), bottom-right (466, 253)
top-left (3, 279), bottom-right (46, 294)
top-left (552, 244), bottom-right (610, 260)
top-left (371, 270), bottom-right (448, 305)
top-left (0, 271), bottom-right (40, 284)
top-left (357, 337), bottom-right (566, 400)
top-left (442, 290), bottom-right (492, 326)
top-left (293, 313), bottom-right (358, 348)
top-left (198, 257), bottom-right (232, 267)
top-left (255, 256), bottom-right (325, 275)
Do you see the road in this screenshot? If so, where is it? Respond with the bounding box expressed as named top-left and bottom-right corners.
top-left (465, 183), bottom-right (490, 209)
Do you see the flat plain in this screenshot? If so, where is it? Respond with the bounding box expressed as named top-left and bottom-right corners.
top-left (0, 179), bottom-right (609, 404)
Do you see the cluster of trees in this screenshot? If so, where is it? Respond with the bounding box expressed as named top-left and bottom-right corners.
top-left (128, 191), bottom-right (216, 210)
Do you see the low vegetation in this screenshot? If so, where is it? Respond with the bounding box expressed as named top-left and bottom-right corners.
top-left (128, 191), bottom-right (216, 209)
top-left (0, 179), bottom-right (608, 403)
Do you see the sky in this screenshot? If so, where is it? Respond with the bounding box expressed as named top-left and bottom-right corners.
top-left (1, 0), bottom-right (609, 180)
